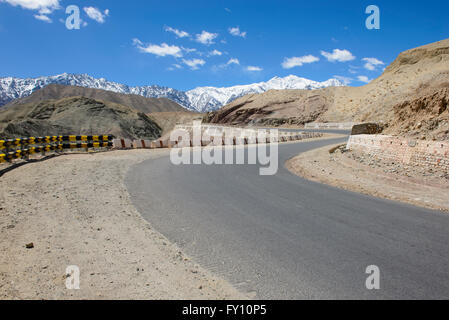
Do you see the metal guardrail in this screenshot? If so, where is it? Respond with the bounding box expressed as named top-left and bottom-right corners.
top-left (0, 135), bottom-right (114, 163)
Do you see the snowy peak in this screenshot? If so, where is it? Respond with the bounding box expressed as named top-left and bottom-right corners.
top-left (185, 75), bottom-right (344, 112)
top-left (265, 75), bottom-right (342, 90)
top-left (0, 74), bottom-right (343, 112)
top-left (0, 73), bottom-right (191, 110)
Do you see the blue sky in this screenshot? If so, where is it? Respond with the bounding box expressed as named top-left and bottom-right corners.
top-left (0, 0), bottom-right (448, 91)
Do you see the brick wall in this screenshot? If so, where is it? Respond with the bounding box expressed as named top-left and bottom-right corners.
top-left (346, 135), bottom-right (449, 170)
top-left (305, 123), bottom-right (359, 130)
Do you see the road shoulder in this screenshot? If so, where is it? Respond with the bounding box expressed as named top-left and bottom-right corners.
top-left (0, 149), bottom-right (246, 300)
top-left (286, 144), bottom-right (449, 212)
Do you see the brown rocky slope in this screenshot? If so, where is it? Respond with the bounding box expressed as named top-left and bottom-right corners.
top-left (203, 89), bottom-right (334, 126)
top-left (0, 96), bottom-right (162, 140)
top-left (147, 111), bottom-right (203, 135)
top-left (383, 87), bottom-right (448, 140)
top-left (4, 84), bottom-right (186, 114)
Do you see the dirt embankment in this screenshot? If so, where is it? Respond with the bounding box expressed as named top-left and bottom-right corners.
top-left (286, 144), bottom-right (449, 212)
top-left (0, 150), bottom-right (246, 300)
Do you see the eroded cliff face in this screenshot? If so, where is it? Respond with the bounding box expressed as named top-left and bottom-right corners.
top-left (383, 87), bottom-right (449, 140)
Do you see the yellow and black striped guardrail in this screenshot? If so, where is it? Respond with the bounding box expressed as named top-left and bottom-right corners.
top-left (0, 135), bottom-right (114, 163)
top-left (0, 135), bottom-right (113, 147)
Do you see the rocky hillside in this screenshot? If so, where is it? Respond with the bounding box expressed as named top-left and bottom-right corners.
top-left (203, 89), bottom-right (335, 126)
top-left (383, 87), bottom-right (449, 140)
top-left (4, 84), bottom-right (185, 114)
top-left (147, 111), bottom-right (202, 135)
top-left (206, 38), bottom-right (449, 140)
top-left (323, 38), bottom-right (449, 125)
top-left (0, 96), bottom-right (162, 140)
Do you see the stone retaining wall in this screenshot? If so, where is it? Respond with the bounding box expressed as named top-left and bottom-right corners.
top-left (346, 135), bottom-right (449, 170)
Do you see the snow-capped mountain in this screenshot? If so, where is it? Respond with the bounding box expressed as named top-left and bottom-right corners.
top-left (186, 75), bottom-right (344, 112)
top-left (0, 73), bottom-right (191, 110)
top-left (0, 73), bottom-right (344, 112)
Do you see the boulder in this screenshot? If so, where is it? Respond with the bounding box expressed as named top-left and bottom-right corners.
top-left (351, 123), bottom-right (383, 135)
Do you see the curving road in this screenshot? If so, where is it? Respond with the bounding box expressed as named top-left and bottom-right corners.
top-left (125, 132), bottom-right (449, 299)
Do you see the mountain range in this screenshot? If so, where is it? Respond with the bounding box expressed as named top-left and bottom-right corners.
top-left (0, 73), bottom-right (344, 113)
top-left (4, 84), bottom-right (186, 114)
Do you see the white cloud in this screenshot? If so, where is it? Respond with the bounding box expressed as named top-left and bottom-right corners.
top-left (133, 39), bottom-right (183, 58)
top-left (167, 63), bottom-right (183, 71)
top-left (225, 8), bottom-right (231, 13)
top-left (281, 55), bottom-right (319, 69)
top-left (214, 58), bottom-right (240, 70)
top-left (34, 13), bottom-right (51, 22)
top-left (362, 57), bottom-right (385, 71)
top-left (209, 49), bottom-right (222, 56)
top-left (227, 58), bottom-right (240, 65)
top-left (132, 38), bottom-right (143, 46)
top-left (196, 31), bottom-right (218, 45)
top-left (1, 0), bottom-right (61, 22)
top-left (229, 27), bottom-right (247, 38)
top-left (246, 66), bottom-right (263, 72)
top-left (1, 0), bottom-right (59, 11)
top-left (321, 49), bottom-right (355, 62)
top-left (182, 58), bottom-right (206, 70)
top-left (182, 47), bottom-right (197, 54)
top-left (357, 75), bottom-right (371, 83)
top-left (165, 26), bottom-right (190, 38)
top-left (83, 7), bottom-right (109, 24)
top-left (333, 75), bottom-right (352, 85)
top-left (348, 65), bottom-right (360, 74)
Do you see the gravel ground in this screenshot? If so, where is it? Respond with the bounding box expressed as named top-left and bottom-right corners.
top-left (286, 144), bottom-right (449, 212)
top-left (0, 149), bottom-right (246, 300)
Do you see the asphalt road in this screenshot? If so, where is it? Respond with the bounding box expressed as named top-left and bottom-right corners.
top-left (125, 134), bottom-right (449, 299)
